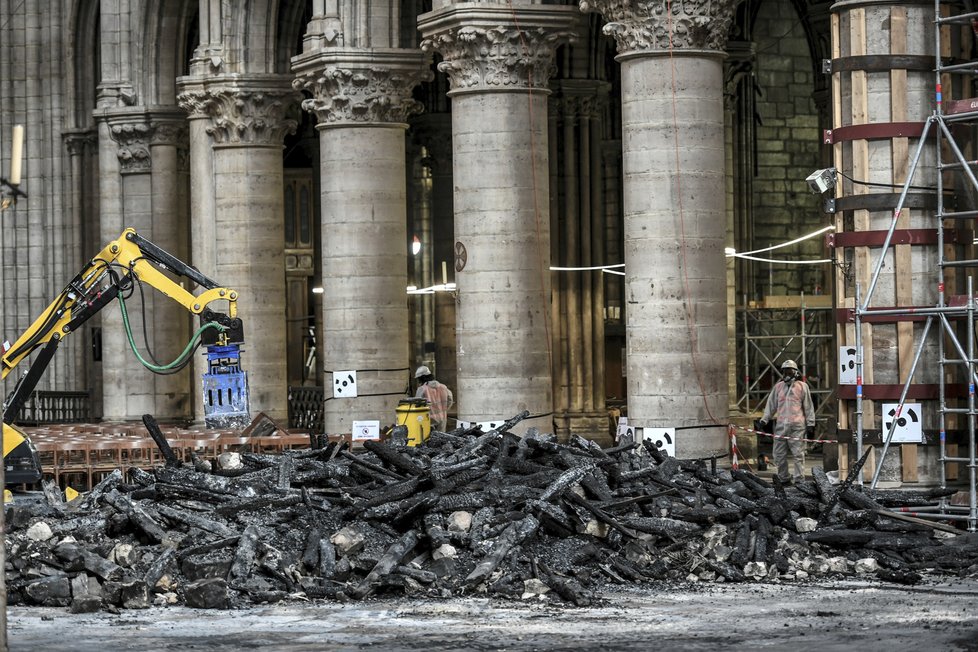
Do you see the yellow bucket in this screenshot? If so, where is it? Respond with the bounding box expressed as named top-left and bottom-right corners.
top-left (395, 398), bottom-right (431, 446)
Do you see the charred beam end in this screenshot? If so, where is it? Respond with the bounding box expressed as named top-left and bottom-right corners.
top-left (465, 515), bottom-right (540, 587)
top-left (142, 413), bottom-right (180, 467)
top-left (228, 524), bottom-right (261, 583)
top-left (363, 440), bottom-right (425, 476)
top-left (348, 530), bottom-right (420, 600)
top-left (340, 450), bottom-right (406, 481)
top-left (539, 463), bottom-right (596, 502)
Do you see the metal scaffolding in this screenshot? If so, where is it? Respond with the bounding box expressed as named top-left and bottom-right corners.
top-left (736, 296), bottom-right (834, 417)
top-left (851, 1), bottom-right (978, 530)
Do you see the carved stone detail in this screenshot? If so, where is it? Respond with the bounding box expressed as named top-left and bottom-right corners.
top-left (64, 130), bottom-right (98, 157)
top-left (579, 0), bottom-right (736, 53)
top-left (108, 122), bottom-right (153, 174)
top-left (292, 49), bottom-right (430, 126)
top-left (422, 25), bottom-right (574, 92)
top-left (555, 84), bottom-right (611, 122)
top-left (177, 81), bottom-right (300, 145)
top-left (293, 65), bottom-right (428, 126)
top-left (151, 122), bottom-right (188, 147)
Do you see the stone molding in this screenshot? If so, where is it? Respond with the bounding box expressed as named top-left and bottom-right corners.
top-left (552, 80), bottom-right (612, 123)
top-left (292, 49), bottom-right (430, 127)
top-left (109, 122), bottom-right (153, 173)
top-left (63, 129), bottom-right (98, 157)
top-left (579, 0), bottom-right (736, 54)
top-left (418, 5), bottom-right (578, 94)
top-left (176, 76), bottom-right (300, 146)
top-left (99, 108), bottom-right (190, 174)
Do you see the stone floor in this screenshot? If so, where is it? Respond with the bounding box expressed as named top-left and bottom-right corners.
top-left (8, 578), bottom-right (978, 651)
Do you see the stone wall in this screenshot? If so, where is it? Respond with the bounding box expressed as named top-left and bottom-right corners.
top-left (751, 0), bottom-right (825, 301)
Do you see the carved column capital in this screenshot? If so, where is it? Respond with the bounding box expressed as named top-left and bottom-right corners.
top-left (553, 80), bottom-right (612, 124)
top-left (177, 75), bottom-right (300, 146)
top-left (98, 108), bottom-right (190, 173)
top-left (63, 129), bottom-right (98, 157)
top-left (292, 49), bottom-right (430, 127)
top-left (105, 119), bottom-right (154, 174)
top-left (579, 0), bottom-right (736, 55)
top-left (419, 5), bottom-right (579, 95)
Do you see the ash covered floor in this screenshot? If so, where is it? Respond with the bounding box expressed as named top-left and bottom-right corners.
top-left (9, 579), bottom-right (978, 651)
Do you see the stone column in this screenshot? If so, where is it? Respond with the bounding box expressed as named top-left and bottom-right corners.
top-left (97, 108), bottom-right (191, 421)
top-left (420, 4), bottom-right (578, 434)
top-left (177, 83), bottom-right (219, 424)
top-left (63, 130), bottom-right (100, 415)
top-left (293, 49), bottom-right (429, 434)
top-left (581, 0), bottom-right (736, 457)
top-left (178, 76), bottom-right (299, 424)
top-left (411, 113), bottom-right (457, 396)
top-left (551, 80), bottom-right (612, 442)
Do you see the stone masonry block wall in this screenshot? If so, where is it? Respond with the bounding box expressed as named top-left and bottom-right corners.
top-left (751, 0), bottom-right (825, 301)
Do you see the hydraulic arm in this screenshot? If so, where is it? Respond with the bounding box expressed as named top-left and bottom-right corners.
top-left (2, 228), bottom-right (250, 483)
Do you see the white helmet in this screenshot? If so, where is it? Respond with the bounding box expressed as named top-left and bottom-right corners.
top-left (415, 365), bottom-right (431, 379)
top-left (781, 359), bottom-right (799, 371)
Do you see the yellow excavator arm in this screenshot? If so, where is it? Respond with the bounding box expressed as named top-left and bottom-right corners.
top-left (2, 227), bottom-right (249, 485)
top-left (2, 228), bottom-right (239, 379)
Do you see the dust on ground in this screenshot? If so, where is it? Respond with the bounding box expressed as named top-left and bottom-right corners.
top-left (9, 578), bottom-right (978, 651)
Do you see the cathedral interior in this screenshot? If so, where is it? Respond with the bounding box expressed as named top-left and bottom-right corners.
top-left (2, 0), bottom-right (977, 486)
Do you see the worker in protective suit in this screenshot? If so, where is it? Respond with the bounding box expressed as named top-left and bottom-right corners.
top-left (758, 359), bottom-right (815, 485)
top-left (414, 365), bottom-right (454, 432)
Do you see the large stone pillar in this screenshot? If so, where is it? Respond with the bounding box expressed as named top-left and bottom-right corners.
top-left (293, 49), bottom-right (429, 434)
top-left (177, 76), bottom-right (299, 424)
top-left (551, 80), bottom-right (612, 442)
top-left (411, 113), bottom-right (457, 398)
top-left (420, 4), bottom-right (578, 434)
top-left (95, 108), bottom-right (191, 421)
top-left (581, 0), bottom-right (736, 457)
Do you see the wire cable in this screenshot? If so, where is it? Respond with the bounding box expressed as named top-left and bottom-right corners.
top-left (731, 225), bottom-right (835, 256)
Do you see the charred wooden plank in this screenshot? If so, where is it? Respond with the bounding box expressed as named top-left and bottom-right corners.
top-left (102, 491), bottom-right (167, 543)
top-left (340, 450), bottom-right (406, 481)
top-left (228, 524), bottom-right (261, 582)
top-left (144, 548), bottom-right (175, 588)
top-left (465, 515), bottom-right (539, 587)
top-left (214, 494), bottom-right (303, 517)
top-left (348, 530), bottom-right (419, 599)
top-left (562, 491), bottom-right (641, 539)
top-left (156, 504), bottom-right (237, 538)
top-left (540, 463), bottom-right (596, 502)
top-left (363, 440), bottom-right (425, 476)
top-left (802, 528), bottom-right (874, 546)
top-left (142, 413), bottom-right (180, 467)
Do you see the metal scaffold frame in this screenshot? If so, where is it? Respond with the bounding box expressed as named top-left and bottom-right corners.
top-left (736, 296), bottom-right (834, 417)
top-left (851, 1), bottom-right (978, 531)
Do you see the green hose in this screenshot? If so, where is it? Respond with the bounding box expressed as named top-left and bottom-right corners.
top-left (118, 291), bottom-right (227, 373)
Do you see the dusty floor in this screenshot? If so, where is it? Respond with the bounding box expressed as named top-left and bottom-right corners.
top-left (7, 578), bottom-right (978, 651)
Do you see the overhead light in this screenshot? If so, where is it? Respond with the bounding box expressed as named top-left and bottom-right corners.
top-left (312, 287), bottom-right (324, 294)
top-left (805, 167), bottom-right (837, 195)
top-left (412, 236), bottom-right (422, 256)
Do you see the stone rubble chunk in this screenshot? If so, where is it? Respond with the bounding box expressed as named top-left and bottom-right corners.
top-left (26, 522), bottom-right (53, 542)
top-left (447, 511), bottom-right (473, 532)
top-left (520, 578), bottom-right (550, 600)
top-left (432, 544), bottom-right (457, 561)
top-left (855, 558), bottom-right (879, 574)
top-left (794, 518), bottom-right (818, 533)
top-left (743, 561), bottom-right (768, 580)
top-left (185, 577), bottom-right (230, 609)
top-left (330, 526), bottom-right (366, 557)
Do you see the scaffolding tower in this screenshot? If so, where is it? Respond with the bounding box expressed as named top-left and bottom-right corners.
top-left (851, 1), bottom-right (978, 531)
top-left (736, 296), bottom-right (834, 417)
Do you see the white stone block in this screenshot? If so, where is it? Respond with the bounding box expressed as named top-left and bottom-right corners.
top-left (447, 511), bottom-right (472, 532)
top-left (855, 558), bottom-right (879, 574)
top-left (794, 517), bottom-right (818, 533)
top-left (433, 544), bottom-right (457, 561)
top-left (26, 522), bottom-right (53, 542)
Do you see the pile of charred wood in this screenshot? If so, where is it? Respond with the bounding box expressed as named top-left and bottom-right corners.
top-left (7, 411), bottom-right (978, 612)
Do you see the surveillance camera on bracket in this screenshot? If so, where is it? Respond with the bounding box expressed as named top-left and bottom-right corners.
top-left (806, 167), bottom-right (837, 195)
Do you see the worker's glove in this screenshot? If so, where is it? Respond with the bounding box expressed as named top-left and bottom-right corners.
top-left (755, 419), bottom-right (767, 432)
top-left (805, 425), bottom-right (815, 438)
